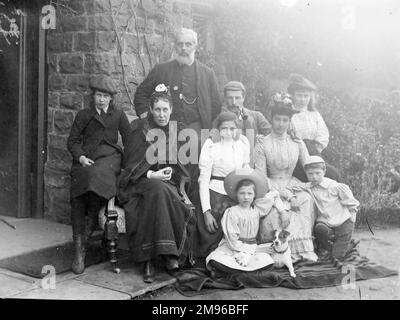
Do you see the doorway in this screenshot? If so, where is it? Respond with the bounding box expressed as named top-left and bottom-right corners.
top-left (0, 0), bottom-right (46, 218)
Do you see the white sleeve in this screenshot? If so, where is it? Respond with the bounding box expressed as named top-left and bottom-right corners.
top-left (298, 139), bottom-right (310, 167)
top-left (314, 112), bottom-right (329, 152)
top-left (198, 139), bottom-right (214, 212)
top-left (254, 136), bottom-right (268, 178)
top-left (221, 208), bottom-right (257, 254)
top-left (240, 135), bottom-right (251, 168)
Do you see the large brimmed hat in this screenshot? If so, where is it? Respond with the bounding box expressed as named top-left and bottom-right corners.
top-left (287, 73), bottom-right (317, 94)
top-left (224, 168), bottom-right (269, 201)
top-left (89, 75), bottom-right (118, 95)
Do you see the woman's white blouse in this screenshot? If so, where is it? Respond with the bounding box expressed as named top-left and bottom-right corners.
top-left (198, 135), bottom-right (250, 212)
top-left (290, 110), bottom-right (329, 153)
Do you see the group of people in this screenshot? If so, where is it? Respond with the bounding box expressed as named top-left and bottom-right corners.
top-left (67, 28), bottom-right (360, 283)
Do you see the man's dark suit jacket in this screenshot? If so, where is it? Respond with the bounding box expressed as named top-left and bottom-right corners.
top-left (134, 59), bottom-right (222, 129)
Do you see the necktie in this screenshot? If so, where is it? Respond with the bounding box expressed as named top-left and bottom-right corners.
top-left (100, 109), bottom-right (107, 121)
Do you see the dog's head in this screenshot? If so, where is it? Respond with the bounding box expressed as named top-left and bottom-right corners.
top-left (272, 229), bottom-right (290, 247)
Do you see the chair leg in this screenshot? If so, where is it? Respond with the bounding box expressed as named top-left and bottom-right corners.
top-left (104, 199), bottom-right (120, 274)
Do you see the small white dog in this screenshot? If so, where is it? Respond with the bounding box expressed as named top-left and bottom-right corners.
top-left (270, 229), bottom-right (296, 277)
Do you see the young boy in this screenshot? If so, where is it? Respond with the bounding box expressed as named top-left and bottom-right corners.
top-left (303, 156), bottom-right (360, 259)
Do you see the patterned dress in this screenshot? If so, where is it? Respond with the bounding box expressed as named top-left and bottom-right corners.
top-left (254, 132), bottom-right (318, 262)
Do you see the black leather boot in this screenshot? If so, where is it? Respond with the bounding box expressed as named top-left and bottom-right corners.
top-left (164, 255), bottom-right (179, 271)
top-left (143, 260), bottom-right (155, 283)
top-left (71, 234), bottom-right (86, 274)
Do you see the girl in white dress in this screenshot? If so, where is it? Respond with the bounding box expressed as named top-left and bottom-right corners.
top-left (196, 112), bottom-right (251, 258)
top-left (206, 168), bottom-right (278, 272)
top-left (287, 73), bottom-right (341, 182)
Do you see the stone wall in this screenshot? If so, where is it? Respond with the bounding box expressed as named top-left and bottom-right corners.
top-left (44, 0), bottom-right (196, 223)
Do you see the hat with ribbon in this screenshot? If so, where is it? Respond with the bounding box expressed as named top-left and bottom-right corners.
top-left (287, 73), bottom-right (317, 94)
top-left (270, 92), bottom-right (299, 118)
top-left (224, 168), bottom-right (269, 201)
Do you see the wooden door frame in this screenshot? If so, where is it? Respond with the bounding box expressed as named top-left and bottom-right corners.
top-left (16, 0), bottom-right (46, 218)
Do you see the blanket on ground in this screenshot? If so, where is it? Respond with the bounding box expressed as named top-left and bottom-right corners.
top-left (173, 247), bottom-right (398, 297)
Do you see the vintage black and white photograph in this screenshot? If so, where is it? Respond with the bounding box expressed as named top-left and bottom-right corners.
top-left (0, 0), bottom-right (399, 302)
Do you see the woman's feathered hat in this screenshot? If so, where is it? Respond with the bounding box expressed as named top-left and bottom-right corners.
top-left (270, 92), bottom-right (299, 118)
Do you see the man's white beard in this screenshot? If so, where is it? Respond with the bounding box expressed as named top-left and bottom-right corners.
top-left (175, 52), bottom-right (195, 65)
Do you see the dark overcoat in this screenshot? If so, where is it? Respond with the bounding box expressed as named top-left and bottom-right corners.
top-left (67, 105), bottom-right (131, 199)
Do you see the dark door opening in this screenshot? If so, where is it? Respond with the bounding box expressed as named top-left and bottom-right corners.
top-left (0, 0), bottom-right (46, 218)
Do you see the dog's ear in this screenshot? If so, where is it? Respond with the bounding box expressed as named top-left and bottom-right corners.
top-left (282, 230), bottom-right (290, 238)
top-left (271, 229), bottom-right (278, 238)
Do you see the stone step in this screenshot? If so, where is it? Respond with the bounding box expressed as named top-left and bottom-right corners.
top-left (0, 216), bottom-right (128, 278)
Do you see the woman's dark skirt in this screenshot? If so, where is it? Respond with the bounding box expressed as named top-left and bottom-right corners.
top-left (119, 178), bottom-right (195, 265)
top-left (195, 190), bottom-right (236, 259)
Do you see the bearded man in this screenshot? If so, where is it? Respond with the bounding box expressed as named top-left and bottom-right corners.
top-left (134, 28), bottom-right (222, 132)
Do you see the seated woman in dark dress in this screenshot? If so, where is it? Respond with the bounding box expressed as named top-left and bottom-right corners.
top-left (118, 84), bottom-right (195, 283)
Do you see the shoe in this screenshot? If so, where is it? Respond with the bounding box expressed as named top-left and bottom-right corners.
top-left (71, 235), bottom-right (86, 274)
top-left (164, 256), bottom-right (179, 271)
top-left (143, 260), bottom-right (155, 283)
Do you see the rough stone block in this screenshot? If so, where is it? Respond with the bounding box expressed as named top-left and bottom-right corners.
top-left (96, 31), bottom-right (116, 52)
top-left (123, 33), bottom-right (139, 54)
top-left (54, 110), bottom-right (75, 135)
top-left (46, 152), bottom-right (71, 172)
top-left (47, 108), bottom-right (54, 134)
top-left (60, 92), bottom-right (83, 110)
top-left (44, 185), bottom-right (71, 225)
top-left (48, 74), bottom-right (66, 91)
top-left (85, 0), bottom-right (111, 14)
top-left (128, 17), bottom-right (146, 33)
top-left (88, 15), bottom-right (113, 31)
top-left (48, 133), bottom-right (69, 151)
top-left (66, 75), bottom-right (91, 92)
top-left (84, 53), bottom-right (117, 75)
top-left (44, 160), bottom-right (70, 188)
top-left (60, 16), bottom-right (88, 32)
top-left (146, 34), bottom-right (164, 52)
top-left (172, 1), bottom-right (192, 15)
top-left (47, 33), bottom-right (73, 53)
top-left (48, 92), bottom-right (59, 109)
top-left (74, 32), bottom-right (96, 52)
top-left (57, 0), bottom-right (86, 16)
top-left (48, 54), bottom-right (58, 74)
top-left (59, 54), bottom-right (84, 74)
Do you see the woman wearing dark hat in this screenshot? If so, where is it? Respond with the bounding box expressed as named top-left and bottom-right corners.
top-left (67, 75), bottom-right (131, 274)
top-left (118, 84), bottom-right (195, 283)
top-left (254, 94), bottom-right (318, 262)
top-left (288, 73), bottom-right (341, 181)
top-left (196, 111), bottom-right (251, 259)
